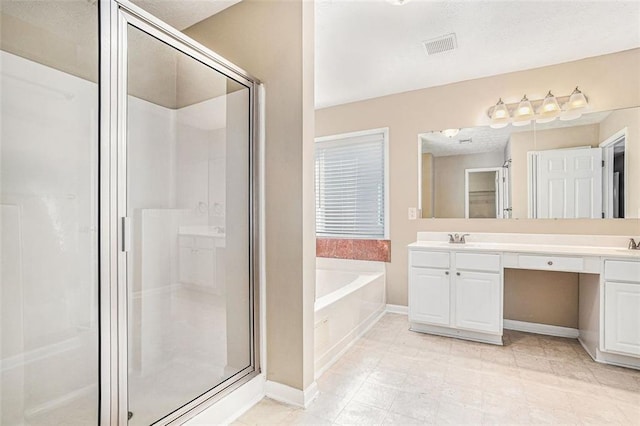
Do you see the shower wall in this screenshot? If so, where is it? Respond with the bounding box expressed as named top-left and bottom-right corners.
top-left (0, 50), bottom-right (99, 425)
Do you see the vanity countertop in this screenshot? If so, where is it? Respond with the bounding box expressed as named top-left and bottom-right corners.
top-left (179, 226), bottom-right (225, 238)
top-left (408, 240), bottom-right (640, 259)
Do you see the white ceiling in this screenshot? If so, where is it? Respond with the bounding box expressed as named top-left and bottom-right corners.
top-left (315, 0), bottom-right (640, 109)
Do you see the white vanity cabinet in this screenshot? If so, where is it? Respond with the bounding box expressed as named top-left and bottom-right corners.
top-left (408, 233), bottom-right (640, 368)
top-left (408, 248), bottom-right (503, 344)
top-left (455, 270), bottom-right (501, 334)
top-left (603, 260), bottom-right (640, 357)
top-left (409, 266), bottom-right (450, 326)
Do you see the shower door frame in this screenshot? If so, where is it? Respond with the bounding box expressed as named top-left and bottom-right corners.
top-left (98, 1), bottom-right (262, 424)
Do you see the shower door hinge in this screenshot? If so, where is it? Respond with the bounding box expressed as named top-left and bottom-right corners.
top-left (122, 216), bottom-right (131, 253)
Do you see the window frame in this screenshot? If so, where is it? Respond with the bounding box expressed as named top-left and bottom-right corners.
top-left (314, 127), bottom-right (390, 240)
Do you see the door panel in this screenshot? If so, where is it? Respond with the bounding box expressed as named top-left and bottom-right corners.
top-left (604, 281), bottom-right (640, 356)
top-left (0, 2), bottom-right (99, 424)
top-left (409, 267), bottom-right (450, 326)
top-left (124, 23), bottom-right (253, 425)
top-left (536, 147), bottom-right (602, 218)
top-left (454, 271), bottom-right (501, 334)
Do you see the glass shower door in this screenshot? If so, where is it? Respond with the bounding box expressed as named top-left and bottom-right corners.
top-left (122, 20), bottom-right (256, 425)
top-left (0, 1), bottom-right (99, 424)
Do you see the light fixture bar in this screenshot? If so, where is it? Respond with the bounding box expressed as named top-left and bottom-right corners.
top-left (486, 88), bottom-right (589, 127)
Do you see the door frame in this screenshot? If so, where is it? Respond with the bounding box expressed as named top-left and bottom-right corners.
top-left (99, 1), bottom-right (263, 424)
top-left (464, 167), bottom-right (504, 219)
top-left (600, 128), bottom-right (627, 218)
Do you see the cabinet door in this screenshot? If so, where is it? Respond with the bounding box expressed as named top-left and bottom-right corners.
top-left (195, 248), bottom-right (216, 290)
top-left (179, 247), bottom-right (194, 284)
top-left (604, 281), bottom-right (640, 356)
top-left (454, 271), bottom-right (501, 334)
top-left (409, 267), bottom-right (450, 326)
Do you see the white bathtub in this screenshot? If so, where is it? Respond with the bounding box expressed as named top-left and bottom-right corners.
top-left (314, 258), bottom-right (386, 376)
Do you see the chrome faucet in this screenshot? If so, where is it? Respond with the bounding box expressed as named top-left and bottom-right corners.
top-left (448, 233), bottom-right (470, 244)
top-left (629, 238), bottom-right (639, 250)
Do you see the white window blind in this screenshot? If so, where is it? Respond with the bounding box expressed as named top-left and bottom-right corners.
top-left (315, 130), bottom-right (386, 238)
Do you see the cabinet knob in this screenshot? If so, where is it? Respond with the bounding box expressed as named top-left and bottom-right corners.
top-left (445, 271), bottom-right (449, 275)
top-left (456, 272), bottom-right (461, 276)
top-left (547, 261), bottom-right (553, 266)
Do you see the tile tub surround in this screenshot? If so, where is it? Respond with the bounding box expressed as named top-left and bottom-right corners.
top-left (316, 238), bottom-right (391, 262)
top-left (233, 314), bottom-right (640, 425)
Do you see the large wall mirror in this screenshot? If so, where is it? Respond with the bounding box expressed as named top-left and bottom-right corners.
top-left (418, 106), bottom-right (639, 219)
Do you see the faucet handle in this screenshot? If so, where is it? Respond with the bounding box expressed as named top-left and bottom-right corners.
top-left (630, 238), bottom-right (638, 250)
top-left (460, 234), bottom-right (470, 243)
top-left (448, 234), bottom-right (455, 243)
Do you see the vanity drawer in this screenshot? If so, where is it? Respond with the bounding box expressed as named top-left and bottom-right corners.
top-left (455, 252), bottom-right (501, 272)
top-left (410, 250), bottom-right (450, 269)
top-left (516, 254), bottom-right (584, 272)
top-left (605, 260), bottom-right (640, 283)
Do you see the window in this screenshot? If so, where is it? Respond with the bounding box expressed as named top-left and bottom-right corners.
top-left (315, 128), bottom-right (388, 239)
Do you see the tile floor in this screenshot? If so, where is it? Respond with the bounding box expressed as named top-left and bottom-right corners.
top-left (235, 313), bottom-right (640, 425)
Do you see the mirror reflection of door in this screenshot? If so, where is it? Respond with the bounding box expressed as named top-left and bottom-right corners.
top-left (528, 147), bottom-right (603, 219)
top-left (465, 167), bottom-right (506, 218)
top-left (601, 129), bottom-right (626, 218)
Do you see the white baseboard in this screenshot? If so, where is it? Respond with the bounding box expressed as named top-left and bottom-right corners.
top-left (385, 304), bottom-right (408, 315)
top-left (25, 384), bottom-right (96, 419)
top-left (185, 374), bottom-right (265, 425)
top-left (411, 322), bottom-right (503, 346)
top-left (265, 380), bottom-right (318, 408)
top-left (504, 319), bottom-right (579, 339)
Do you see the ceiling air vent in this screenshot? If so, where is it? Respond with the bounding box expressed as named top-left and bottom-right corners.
top-left (423, 33), bottom-right (457, 56)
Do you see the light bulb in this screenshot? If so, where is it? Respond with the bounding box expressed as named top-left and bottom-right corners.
top-left (491, 98), bottom-right (509, 120)
top-left (513, 95), bottom-right (534, 125)
top-left (536, 91), bottom-right (560, 123)
top-left (566, 86), bottom-right (588, 110)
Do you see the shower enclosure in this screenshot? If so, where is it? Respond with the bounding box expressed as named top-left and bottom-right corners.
top-left (1, 0), bottom-right (261, 424)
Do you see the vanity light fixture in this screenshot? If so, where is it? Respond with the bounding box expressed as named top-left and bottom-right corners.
top-left (512, 95), bottom-right (534, 126)
top-left (441, 128), bottom-right (460, 138)
top-left (560, 86), bottom-right (588, 121)
top-left (487, 87), bottom-right (589, 127)
top-left (536, 91), bottom-right (561, 124)
top-left (489, 98), bottom-right (510, 129)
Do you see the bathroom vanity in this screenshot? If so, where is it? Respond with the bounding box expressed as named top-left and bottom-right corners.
top-left (408, 232), bottom-right (640, 369)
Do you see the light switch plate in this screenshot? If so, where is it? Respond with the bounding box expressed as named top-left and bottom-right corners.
top-left (408, 207), bottom-right (417, 220)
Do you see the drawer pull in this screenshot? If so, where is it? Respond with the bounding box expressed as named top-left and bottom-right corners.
top-left (547, 261), bottom-right (553, 266)
top-left (456, 272), bottom-right (461, 276)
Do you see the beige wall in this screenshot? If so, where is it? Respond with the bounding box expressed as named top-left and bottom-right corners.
top-left (186, 0), bottom-right (316, 391)
top-left (316, 49), bottom-right (640, 319)
top-left (433, 151), bottom-right (504, 218)
top-left (504, 270), bottom-right (579, 328)
top-left (510, 124), bottom-right (600, 218)
top-left (421, 153), bottom-right (433, 217)
top-left (599, 107), bottom-right (640, 217)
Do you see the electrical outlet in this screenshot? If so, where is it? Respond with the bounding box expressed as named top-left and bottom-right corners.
top-left (408, 207), bottom-right (417, 220)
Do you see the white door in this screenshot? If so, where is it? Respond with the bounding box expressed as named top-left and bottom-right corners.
top-left (454, 271), bottom-right (501, 334)
top-left (604, 281), bottom-right (640, 356)
top-left (409, 267), bottom-right (450, 326)
top-left (536, 147), bottom-right (602, 218)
